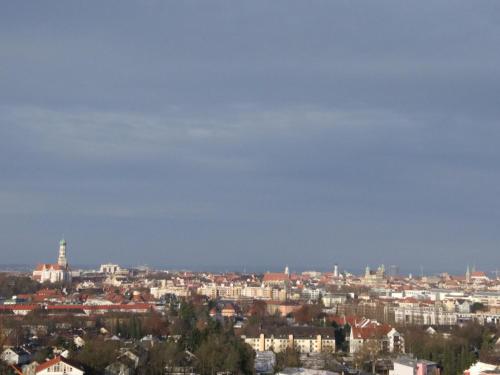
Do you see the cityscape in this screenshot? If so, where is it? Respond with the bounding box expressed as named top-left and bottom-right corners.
top-left (2, 1), bottom-right (500, 375)
top-left (0, 239), bottom-right (498, 375)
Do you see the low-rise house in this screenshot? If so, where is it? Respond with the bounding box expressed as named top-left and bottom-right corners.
top-left (254, 351), bottom-right (276, 374)
top-left (276, 368), bottom-right (339, 375)
top-left (74, 336), bottom-right (86, 348)
top-left (464, 361), bottom-right (500, 375)
top-left (349, 324), bottom-right (404, 354)
top-left (105, 356), bottom-right (136, 375)
top-left (1, 347), bottom-right (31, 365)
top-left (34, 356), bottom-right (85, 375)
top-left (164, 350), bottom-right (198, 375)
top-left (221, 303), bottom-right (236, 318)
top-left (389, 356), bottom-right (439, 375)
top-left (265, 301), bottom-right (301, 316)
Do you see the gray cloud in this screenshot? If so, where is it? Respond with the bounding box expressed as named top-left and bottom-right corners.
top-left (1, 1), bottom-right (499, 273)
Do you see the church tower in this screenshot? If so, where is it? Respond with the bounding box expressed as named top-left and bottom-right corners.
top-left (58, 238), bottom-right (68, 268)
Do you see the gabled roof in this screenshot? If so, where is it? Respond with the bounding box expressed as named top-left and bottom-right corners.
top-left (328, 315), bottom-right (368, 328)
top-left (3, 347), bottom-right (31, 356)
top-left (35, 356), bottom-right (83, 373)
top-left (34, 264), bottom-right (63, 271)
top-left (351, 324), bottom-right (393, 340)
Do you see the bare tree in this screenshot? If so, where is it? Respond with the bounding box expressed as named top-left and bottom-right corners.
top-left (354, 340), bottom-right (380, 374)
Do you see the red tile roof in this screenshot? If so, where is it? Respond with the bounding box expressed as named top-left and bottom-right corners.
top-left (328, 315), bottom-right (362, 327)
top-left (0, 304), bottom-right (39, 311)
top-left (35, 356), bottom-right (83, 373)
top-left (34, 264), bottom-right (63, 271)
top-left (471, 271), bottom-right (487, 278)
top-left (351, 324), bottom-right (392, 340)
top-left (262, 273), bottom-right (289, 282)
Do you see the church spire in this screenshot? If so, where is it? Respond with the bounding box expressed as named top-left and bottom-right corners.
top-left (58, 238), bottom-right (68, 268)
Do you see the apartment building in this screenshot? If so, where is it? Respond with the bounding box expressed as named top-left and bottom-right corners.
top-left (242, 332), bottom-right (335, 354)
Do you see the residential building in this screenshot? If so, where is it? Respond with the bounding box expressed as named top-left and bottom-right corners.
top-left (1, 347), bottom-right (31, 365)
top-left (242, 333), bottom-right (335, 354)
top-left (349, 324), bottom-right (404, 354)
top-left (389, 356), bottom-right (439, 375)
top-left (34, 356), bottom-right (85, 375)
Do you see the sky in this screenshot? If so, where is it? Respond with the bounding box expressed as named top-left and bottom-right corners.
top-left (1, 1), bottom-right (500, 274)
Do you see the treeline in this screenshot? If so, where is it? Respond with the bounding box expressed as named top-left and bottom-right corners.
top-left (168, 300), bottom-right (254, 375)
top-left (67, 301), bottom-right (254, 375)
top-left (402, 323), bottom-right (500, 375)
top-left (0, 274), bottom-right (40, 298)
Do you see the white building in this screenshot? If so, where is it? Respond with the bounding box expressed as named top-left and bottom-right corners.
top-left (394, 305), bottom-right (458, 326)
top-left (463, 361), bottom-right (500, 375)
top-left (349, 325), bottom-right (404, 354)
top-left (33, 239), bottom-right (72, 284)
top-left (35, 356), bottom-right (85, 375)
top-left (100, 263), bottom-right (122, 274)
top-left (389, 357), bottom-right (439, 375)
top-left (1, 347), bottom-right (31, 365)
top-left (242, 333), bottom-right (335, 354)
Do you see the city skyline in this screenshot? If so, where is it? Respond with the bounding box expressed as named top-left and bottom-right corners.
top-left (0, 237), bottom-right (495, 277)
top-left (1, 1), bottom-right (500, 271)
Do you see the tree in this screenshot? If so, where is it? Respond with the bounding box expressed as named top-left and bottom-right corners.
top-left (470, 302), bottom-right (487, 313)
top-left (479, 331), bottom-right (495, 362)
top-left (128, 314), bottom-right (143, 339)
top-left (0, 274), bottom-right (40, 298)
top-left (140, 341), bottom-right (185, 375)
top-left (275, 348), bottom-right (301, 372)
top-left (399, 324), bottom-right (478, 375)
top-left (0, 317), bottom-right (7, 349)
top-left (33, 347), bottom-right (53, 364)
top-left (293, 304), bottom-right (323, 325)
top-left (354, 340), bottom-right (380, 374)
top-left (195, 333), bottom-right (254, 375)
top-left (0, 362), bottom-right (16, 375)
top-left (73, 338), bottom-right (120, 375)
top-left (249, 300), bottom-right (267, 318)
top-left (143, 311), bottom-right (169, 337)
top-left (331, 321), bottom-right (348, 352)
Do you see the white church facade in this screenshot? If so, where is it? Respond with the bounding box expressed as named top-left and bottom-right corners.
top-left (33, 239), bottom-right (72, 284)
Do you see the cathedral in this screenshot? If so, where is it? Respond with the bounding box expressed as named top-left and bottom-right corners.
top-left (33, 239), bottom-right (72, 284)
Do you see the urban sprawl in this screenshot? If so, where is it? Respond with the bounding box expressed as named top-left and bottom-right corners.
top-left (0, 240), bottom-right (499, 375)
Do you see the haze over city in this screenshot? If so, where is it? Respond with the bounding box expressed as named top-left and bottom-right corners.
top-left (1, 1), bottom-right (500, 273)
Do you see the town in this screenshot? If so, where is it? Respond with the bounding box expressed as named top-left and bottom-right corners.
top-left (3, 0), bottom-right (500, 374)
top-left (0, 240), bottom-right (499, 375)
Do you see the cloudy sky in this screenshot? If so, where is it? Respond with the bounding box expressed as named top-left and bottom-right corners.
top-left (1, 1), bottom-right (499, 274)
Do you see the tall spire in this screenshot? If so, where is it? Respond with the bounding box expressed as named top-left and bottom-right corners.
top-left (333, 264), bottom-right (339, 277)
top-left (58, 238), bottom-right (68, 268)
